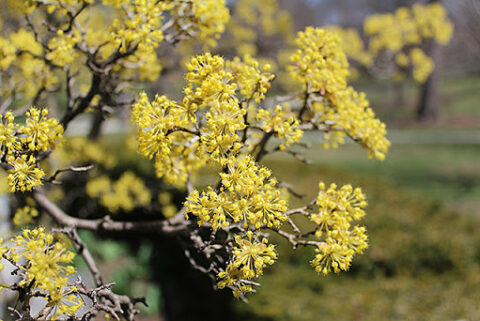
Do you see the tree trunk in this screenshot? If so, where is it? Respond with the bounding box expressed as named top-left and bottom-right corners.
top-left (416, 0), bottom-right (441, 121)
top-left (88, 109), bottom-right (104, 141)
top-left (417, 40), bottom-right (439, 121)
top-left (152, 234), bottom-right (234, 321)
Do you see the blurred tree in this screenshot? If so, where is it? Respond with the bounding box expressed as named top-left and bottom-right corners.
top-left (416, 0), bottom-right (441, 121)
top-left (333, 2), bottom-right (453, 121)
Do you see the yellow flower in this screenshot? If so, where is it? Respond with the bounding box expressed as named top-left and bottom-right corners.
top-left (218, 232), bottom-right (277, 297)
top-left (290, 27), bottom-right (390, 160)
top-left (186, 155), bottom-right (287, 229)
top-left (227, 55), bottom-right (274, 103)
top-left (15, 228), bottom-right (76, 293)
top-left (13, 206), bottom-right (39, 227)
top-left (46, 30), bottom-right (81, 67)
top-left (312, 240), bottom-right (353, 275)
top-left (19, 108), bottom-right (64, 152)
top-left (132, 92), bottom-right (202, 186)
top-left (7, 155), bottom-right (45, 193)
top-left (310, 182), bottom-right (368, 274)
top-left (289, 27), bottom-right (349, 93)
top-left (256, 105), bottom-right (303, 151)
top-left (86, 172), bottom-right (152, 213)
top-left (47, 285), bottom-right (83, 320)
top-left (0, 111), bottom-right (18, 153)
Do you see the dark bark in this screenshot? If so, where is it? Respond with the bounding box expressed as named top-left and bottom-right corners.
top-left (152, 234), bottom-right (234, 321)
top-left (88, 108), bottom-right (104, 141)
top-left (416, 40), bottom-right (439, 121)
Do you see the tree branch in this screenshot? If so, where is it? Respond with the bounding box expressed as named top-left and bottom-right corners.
top-left (33, 191), bottom-right (187, 234)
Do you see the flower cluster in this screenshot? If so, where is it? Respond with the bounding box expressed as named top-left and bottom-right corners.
top-left (363, 2), bottom-right (453, 83)
top-left (5, 0), bottom-right (230, 95)
top-left (184, 0), bottom-right (230, 48)
top-left (256, 105), bottom-right (303, 151)
top-left (218, 232), bottom-right (277, 297)
top-left (19, 108), bottom-right (64, 152)
top-left (46, 30), bottom-right (81, 67)
top-left (0, 108), bottom-right (64, 192)
top-left (132, 92), bottom-right (203, 186)
top-left (289, 27), bottom-right (349, 94)
top-left (0, 111), bottom-right (18, 152)
top-left (290, 27), bottom-right (390, 160)
top-left (411, 3), bottom-right (454, 45)
top-left (0, 228), bottom-right (82, 320)
top-left (109, 0), bottom-right (166, 53)
top-left (186, 155), bottom-right (287, 230)
top-left (132, 53), bottom-right (283, 181)
top-left (13, 205), bottom-right (39, 227)
top-left (86, 171), bottom-right (152, 213)
top-left (227, 55), bottom-right (274, 103)
top-left (0, 28), bottom-right (58, 99)
top-left (7, 155), bottom-right (45, 193)
top-left (310, 182), bottom-right (368, 274)
top-left (313, 87), bottom-right (390, 160)
top-left (409, 48), bottom-right (434, 83)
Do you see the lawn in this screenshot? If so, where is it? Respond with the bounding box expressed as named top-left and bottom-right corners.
top-left (354, 73), bottom-right (480, 126)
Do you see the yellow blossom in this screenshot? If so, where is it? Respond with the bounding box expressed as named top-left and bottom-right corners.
top-left (0, 111), bottom-right (18, 153)
top-left (310, 182), bottom-right (368, 274)
top-left (13, 206), bottom-right (39, 227)
top-left (256, 105), bottom-right (303, 151)
top-left (86, 172), bottom-right (151, 213)
top-left (186, 155), bottom-right (287, 229)
top-left (218, 232), bottom-right (277, 298)
top-left (7, 155), bottom-right (45, 193)
top-left (14, 228), bottom-right (76, 292)
top-left (19, 108), bottom-right (64, 152)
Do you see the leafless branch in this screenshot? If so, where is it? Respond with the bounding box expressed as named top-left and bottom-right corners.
top-left (45, 165), bottom-right (94, 183)
top-left (33, 191), bottom-right (188, 234)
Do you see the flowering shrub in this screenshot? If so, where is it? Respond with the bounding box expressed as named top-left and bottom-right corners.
top-left (329, 3), bottom-right (453, 84)
top-left (0, 1), bottom-right (390, 320)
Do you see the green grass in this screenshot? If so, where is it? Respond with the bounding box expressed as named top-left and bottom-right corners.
top-left (439, 75), bottom-right (480, 117)
top-left (353, 74), bottom-right (480, 125)
top-left (266, 139), bottom-right (480, 216)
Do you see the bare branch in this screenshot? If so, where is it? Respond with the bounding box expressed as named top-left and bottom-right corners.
top-left (57, 227), bottom-right (104, 287)
top-left (45, 165), bottom-right (94, 183)
top-left (33, 191), bottom-right (188, 234)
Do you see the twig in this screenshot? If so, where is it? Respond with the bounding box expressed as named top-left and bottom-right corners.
top-left (45, 165), bottom-right (94, 183)
top-left (60, 227), bottom-right (104, 287)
